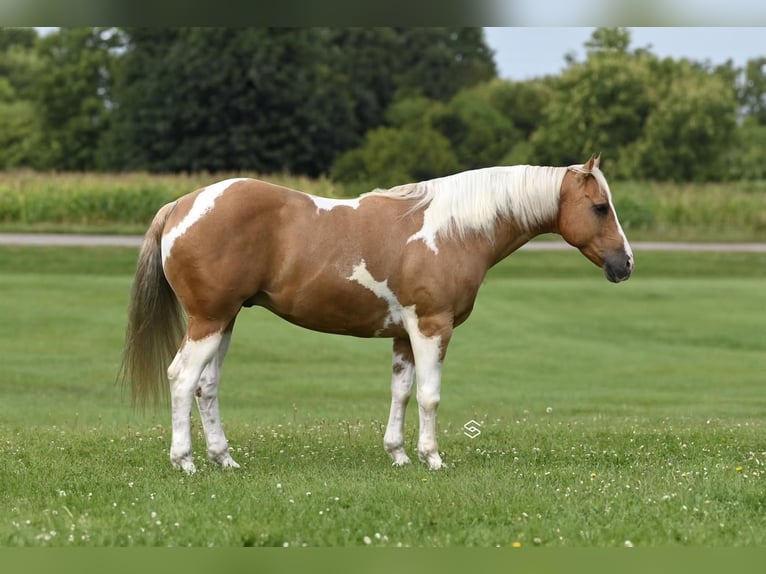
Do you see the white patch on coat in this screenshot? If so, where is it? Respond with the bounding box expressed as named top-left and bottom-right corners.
top-left (347, 259), bottom-right (410, 334)
top-left (308, 194), bottom-right (362, 212)
top-left (161, 178), bottom-right (248, 267)
top-left (406, 212), bottom-right (440, 254)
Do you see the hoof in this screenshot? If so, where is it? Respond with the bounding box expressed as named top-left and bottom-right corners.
top-left (209, 450), bottom-right (241, 469)
top-left (419, 451), bottom-right (444, 470)
top-left (172, 459), bottom-right (197, 475)
top-left (391, 453), bottom-right (412, 467)
top-left (218, 455), bottom-right (241, 469)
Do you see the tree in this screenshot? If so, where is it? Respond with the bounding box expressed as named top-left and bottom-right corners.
top-left (739, 57), bottom-right (766, 125)
top-left (584, 27), bottom-right (631, 53)
top-left (526, 27), bottom-right (740, 181)
top-left (102, 27), bottom-right (495, 175)
top-left (0, 28), bottom-right (43, 168)
top-left (431, 84), bottom-right (520, 170)
top-left (529, 45), bottom-right (655, 176)
top-left (331, 124), bottom-right (460, 188)
top-left (635, 65), bottom-right (739, 181)
top-left (33, 27), bottom-right (120, 170)
top-left (104, 28), bottom-right (358, 174)
top-left (394, 28), bottom-right (496, 101)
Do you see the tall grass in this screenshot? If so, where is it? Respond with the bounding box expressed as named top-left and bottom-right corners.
top-left (0, 170), bottom-right (764, 240)
top-left (0, 171), bottom-right (342, 234)
top-left (613, 180), bottom-right (766, 241)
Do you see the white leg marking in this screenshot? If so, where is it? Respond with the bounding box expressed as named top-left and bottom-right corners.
top-left (383, 351), bottom-right (415, 466)
top-left (161, 178), bottom-right (248, 267)
top-left (402, 310), bottom-right (444, 470)
top-left (196, 331), bottom-right (240, 469)
top-left (347, 260), bottom-right (412, 333)
top-left (168, 333), bottom-right (223, 474)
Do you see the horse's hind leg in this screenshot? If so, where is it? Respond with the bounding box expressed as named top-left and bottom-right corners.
top-left (196, 319), bottom-right (239, 468)
top-left (168, 319), bottom-right (225, 474)
top-left (383, 337), bottom-right (415, 466)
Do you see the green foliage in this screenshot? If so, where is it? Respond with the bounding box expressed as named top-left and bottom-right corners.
top-left (104, 28), bottom-right (359, 175)
top-left (0, 100), bottom-right (40, 169)
top-left (529, 47), bottom-right (655, 174)
top-left (431, 85), bottom-right (520, 170)
top-left (394, 28), bottom-right (497, 100)
top-left (100, 27), bottom-right (495, 176)
top-left (634, 67), bottom-right (738, 181)
top-left (331, 125), bottom-right (460, 188)
top-left (727, 119), bottom-right (766, 180)
top-left (32, 28), bottom-right (119, 171)
top-left (0, 27), bottom-right (763, 182)
top-left (529, 28), bottom-right (741, 181)
top-left (0, 28), bottom-right (44, 169)
top-left (739, 57), bottom-right (766, 125)
top-left (483, 79), bottom-right (552, 139)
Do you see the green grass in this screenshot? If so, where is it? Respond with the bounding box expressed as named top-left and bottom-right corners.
top-left (0, 246), bottom-right (765, 547)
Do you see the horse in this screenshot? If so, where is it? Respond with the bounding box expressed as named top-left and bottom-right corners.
top-left (120, 153), bottom-right (633, 474)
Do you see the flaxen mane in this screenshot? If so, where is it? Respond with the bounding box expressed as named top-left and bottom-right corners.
top-left (368, 165), bottom-right (569, 241)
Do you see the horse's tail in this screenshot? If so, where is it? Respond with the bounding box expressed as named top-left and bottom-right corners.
top-left (119, 202), bottom-right (185, 409)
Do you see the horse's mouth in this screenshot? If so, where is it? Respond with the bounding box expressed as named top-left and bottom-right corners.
top-left (605, 268), bottom-right (630, 283)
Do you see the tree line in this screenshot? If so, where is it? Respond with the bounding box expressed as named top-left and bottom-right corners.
top-left (1, 27), bottom-right (765, 183)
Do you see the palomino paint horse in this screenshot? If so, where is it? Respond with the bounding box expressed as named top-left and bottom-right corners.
top-left (120, 154), bottom-right (633, 474)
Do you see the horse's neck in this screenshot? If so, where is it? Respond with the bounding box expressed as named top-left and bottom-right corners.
top-left (490, 226), bottom-right (539, 267)
top-left (488, 210), bottom-right (558, 267)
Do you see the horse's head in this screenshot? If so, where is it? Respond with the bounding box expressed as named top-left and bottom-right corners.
top-left (557, 154), bottom-right (633, 283)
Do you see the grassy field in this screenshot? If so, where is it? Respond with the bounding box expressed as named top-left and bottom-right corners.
top-left (0, 245), bottom-right (764, 547)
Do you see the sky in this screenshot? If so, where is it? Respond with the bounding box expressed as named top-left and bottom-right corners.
top-left (484, 27), bottom-right (766, 80)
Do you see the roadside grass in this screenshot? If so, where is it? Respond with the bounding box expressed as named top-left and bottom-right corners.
top-left (0, 247), bottom-right (764, 546)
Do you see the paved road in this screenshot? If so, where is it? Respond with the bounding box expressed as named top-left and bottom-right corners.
top-left (1, 233), bottom-right (765, 252)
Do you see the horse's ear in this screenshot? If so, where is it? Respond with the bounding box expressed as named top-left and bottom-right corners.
top-left (593, 153), bottom-right (601, 169)
top-left (583, 153), bottom-right (597, 172)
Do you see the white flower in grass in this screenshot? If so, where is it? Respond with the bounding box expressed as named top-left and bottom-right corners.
top-left (363, 535), bottom-right (372, 545)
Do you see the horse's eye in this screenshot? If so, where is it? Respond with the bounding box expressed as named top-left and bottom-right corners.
top-left (593, 204), bottom-right (609, 216)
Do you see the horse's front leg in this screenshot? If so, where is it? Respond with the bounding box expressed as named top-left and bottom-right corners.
top-left (406, 313), bottom-right (453, 470)
top-left (383, 337), bottom-right (415, 466)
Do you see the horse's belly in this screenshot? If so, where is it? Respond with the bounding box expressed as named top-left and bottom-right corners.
top-left (250, 290), bottom-right (405, 339)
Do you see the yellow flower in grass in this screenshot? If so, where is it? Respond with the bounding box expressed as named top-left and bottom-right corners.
top-left (736, 466), bottom-right (744, 472)
top-left (512, 541), bottom-right (522, 548)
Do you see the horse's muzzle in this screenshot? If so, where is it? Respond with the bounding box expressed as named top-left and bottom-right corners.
top-left (604, 251), bottom-right (633, 283)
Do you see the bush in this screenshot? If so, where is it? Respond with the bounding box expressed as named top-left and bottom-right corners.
top-left (331, 125), bottom-right (461, 188)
